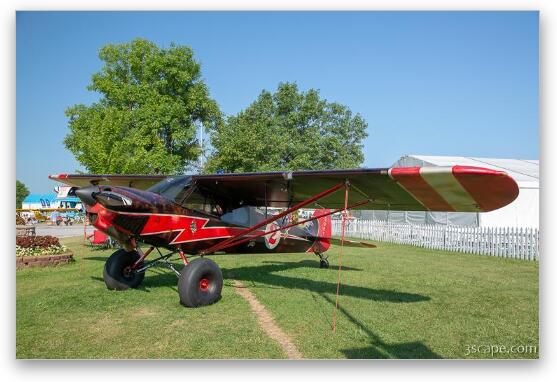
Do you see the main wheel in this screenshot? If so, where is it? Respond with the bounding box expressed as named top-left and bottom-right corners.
top-left (178, 257), bottom-right (223, 308)
top-left (319, 258), bottom-right (329, 268)
top-left (103, 249), bottom-right (145, 290)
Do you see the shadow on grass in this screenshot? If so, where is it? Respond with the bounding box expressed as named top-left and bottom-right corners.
top-left (83, 256), bottom-right (113, 261)
top-left (221, 259), bottom-right (430, 303)
top-left (319, 293), bottom-right (442, 359)
top-left (90, 266), bottom-right (180, 293)
top-left (85, 257), bottom-right (429, 303)
top-left (261, 260), bottom-right (363, 271)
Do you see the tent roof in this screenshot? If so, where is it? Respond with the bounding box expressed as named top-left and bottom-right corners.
top-left (22, 193), bottom-right (57, 203)
top-left (393, 155), bottom-right (539, 188)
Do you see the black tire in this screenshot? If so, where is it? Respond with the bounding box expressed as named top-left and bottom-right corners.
top-left (319, 258), bottom-right (329, 269)
top-left (178, 258), bottom-right (223, 308)
top-left (103, 249), bottom-right (145, 290)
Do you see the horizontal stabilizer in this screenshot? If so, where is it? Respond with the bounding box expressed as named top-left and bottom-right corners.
top-left (328, 237), bottom-right (377, 249)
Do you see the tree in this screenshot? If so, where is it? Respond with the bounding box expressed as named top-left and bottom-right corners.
top-left (16, 180), bottom-right (29, 209)
top-left (205, 82), bottom-right (368, 173)
top-left (64, 39), bottom-right (221, 174)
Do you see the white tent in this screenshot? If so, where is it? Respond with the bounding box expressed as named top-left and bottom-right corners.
top-left (390, 155), bottom-right (539, 228)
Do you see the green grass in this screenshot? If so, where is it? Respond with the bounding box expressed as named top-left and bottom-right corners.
top-left (16, 237), bottom-right (538, 359)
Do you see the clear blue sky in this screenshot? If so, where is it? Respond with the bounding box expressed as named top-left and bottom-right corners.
top-left (16, 11), bottom-right (539, 193)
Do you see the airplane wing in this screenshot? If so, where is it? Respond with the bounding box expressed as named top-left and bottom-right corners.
top-left (50, 165), bottom-right (519, 213)
top-left (191, 166), bottom-right (519, 212)
top-left (48, 173), bottom-right (169, 190)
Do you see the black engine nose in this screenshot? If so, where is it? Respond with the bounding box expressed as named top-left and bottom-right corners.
top-left (75, 186), bottom-right (99, 206)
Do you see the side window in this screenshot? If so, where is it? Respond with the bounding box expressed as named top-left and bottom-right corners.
top-left (180, 191), bottom-right (222, 215)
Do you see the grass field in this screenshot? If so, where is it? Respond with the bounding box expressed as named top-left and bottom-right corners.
top-left (16, 236), bottom-right (538, 359)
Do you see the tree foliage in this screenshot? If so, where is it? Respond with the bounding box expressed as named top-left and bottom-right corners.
top-left (205, 82), bottom-right (368, 173)
top-left (64, 39), bottom-right (221, 174)
top-left (16, 180), bottom-right (29, 208)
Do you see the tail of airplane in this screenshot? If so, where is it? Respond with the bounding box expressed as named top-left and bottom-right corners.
top-left (311, 209), bottom-right (332, 253)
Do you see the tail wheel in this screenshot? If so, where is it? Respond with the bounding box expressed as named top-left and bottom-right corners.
top-left (103, 249), bottom-right (145, 290)
top-left (178, 257), bottom-right (223, 308)
top-left (315, 252), bottom-right (329, 268)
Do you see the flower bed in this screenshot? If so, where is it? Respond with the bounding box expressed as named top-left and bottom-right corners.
top-left (16, 253), bottom-right (74, 269)
top-left (16, 235), bottom-right (73, 268)
top-left (17, 235), bottom-right (61, 249)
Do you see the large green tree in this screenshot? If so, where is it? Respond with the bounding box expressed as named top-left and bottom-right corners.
top-left (64, 39), bottom-right (221, 174)
top-left (16, 180), bottom-right (29, 208)
top-left (205, 82), bottom-right (368, 173)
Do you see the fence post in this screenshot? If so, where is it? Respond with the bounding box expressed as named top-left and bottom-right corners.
top-left (502, 227), bottom-right (506, 257)
top-left (486, 227), bottom-right (491, 255)
top-left (518, 227), bottom-right (524, 259)
top-left (475, 226), bottom-right (480, 255)
top-left (524, 227), bottom-right (528, 261)
top-left (513, 227), bottom-right (517, 259)
top-left (479, 226), bottom-right (482, 255)
top-left (496, 227), bottom-right (500, 257)
top-left (528, 227), bottom-right (533, 261)
top-left (466, 226), bottom-right (471, 254)
top-left (536, 228), bottom-right (540, 261)
top-left (458, 226), bottom-right (463, 253)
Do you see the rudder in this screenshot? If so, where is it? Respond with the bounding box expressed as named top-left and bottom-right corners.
top-left (310, 209), bottom-right (331, 253)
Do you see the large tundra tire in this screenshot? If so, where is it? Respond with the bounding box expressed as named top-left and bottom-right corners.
top-left (178, 258), bottom-right (223, 308)
top-left (103, 249), bottom-right (145, 290)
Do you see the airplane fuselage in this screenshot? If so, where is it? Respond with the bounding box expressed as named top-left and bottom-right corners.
top-left (81, 185), bottom-right (327, 255)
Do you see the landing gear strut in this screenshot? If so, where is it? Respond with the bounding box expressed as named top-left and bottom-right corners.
top-left (315, 252), bottom-right (329, 268)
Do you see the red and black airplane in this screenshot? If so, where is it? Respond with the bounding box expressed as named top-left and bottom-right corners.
top-left (50, 166), bottom-right (519, 308)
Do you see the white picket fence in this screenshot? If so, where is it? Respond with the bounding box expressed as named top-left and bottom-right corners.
top-left (332, 220), bottom-right (539, 261)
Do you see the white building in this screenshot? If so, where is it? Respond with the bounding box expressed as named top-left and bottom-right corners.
top-left (357, 155), bottom-right (539, 228)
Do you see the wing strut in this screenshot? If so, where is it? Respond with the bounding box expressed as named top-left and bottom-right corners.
top-left (199, 181), bottom-right (352, 256)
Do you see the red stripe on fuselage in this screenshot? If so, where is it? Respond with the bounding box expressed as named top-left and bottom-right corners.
top-left (389, 167), bottom-right (455, 211)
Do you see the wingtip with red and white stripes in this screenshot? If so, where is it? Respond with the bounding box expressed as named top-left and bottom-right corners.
top-left (48, 173), bottom-right (69, 180)
top-left (388, 165), bottom-right (519, 212)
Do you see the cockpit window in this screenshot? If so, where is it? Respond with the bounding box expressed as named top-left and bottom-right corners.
top-left (147, 176), bottom-right (192, 203)
top-left (147, 176), bottom-right (222, 215)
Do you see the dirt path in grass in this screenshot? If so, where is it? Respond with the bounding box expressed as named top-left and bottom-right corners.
top-left (233, 280), bottom-right (303, 359)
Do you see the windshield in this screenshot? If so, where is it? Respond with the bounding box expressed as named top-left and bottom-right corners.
top-left (146, 176), bottom-right (192, 203)
top-left (147, 176), bottom-right (222, 215)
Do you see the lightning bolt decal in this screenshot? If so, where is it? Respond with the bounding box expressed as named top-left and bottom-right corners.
top-left (139, 214), bottom-right (260, 245)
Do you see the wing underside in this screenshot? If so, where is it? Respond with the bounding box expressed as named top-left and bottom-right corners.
top-left (190, 166), bottom-right (519, 212)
